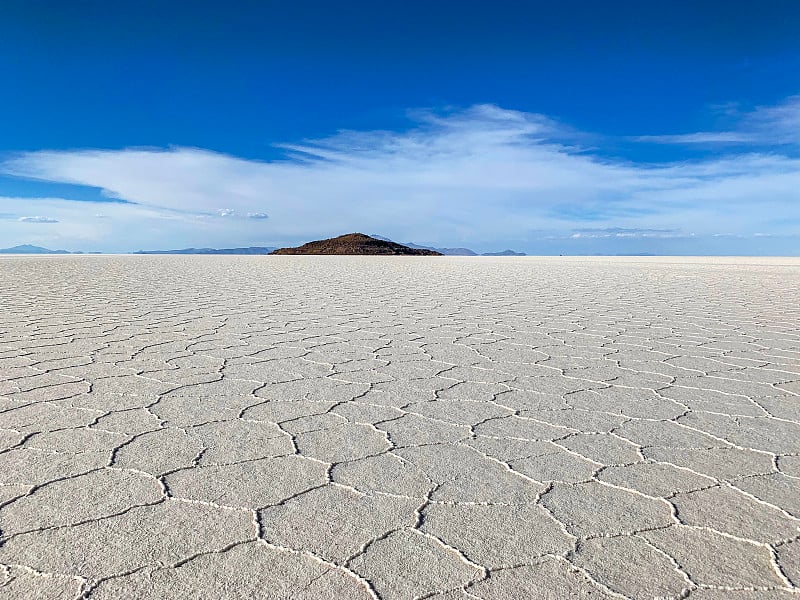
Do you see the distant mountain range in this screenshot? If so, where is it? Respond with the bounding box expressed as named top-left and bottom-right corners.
top-left (0, 244), bottom-right (279, 255)
top-left (482, 249), bottom-right (527, 256)
top-left (403, 243), bottom-right (479, 255)
top-left (134, 246), bottom-right (276, 255)
top-left (1, 238), bottom-right (526, 256)
top-left (371, 235), bottom-right (525, 256)
top-left (0, 244), bottom-right (73, 254)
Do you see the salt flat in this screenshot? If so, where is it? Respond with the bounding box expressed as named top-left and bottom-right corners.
top-left (1, 255), bottom-right (799, 599)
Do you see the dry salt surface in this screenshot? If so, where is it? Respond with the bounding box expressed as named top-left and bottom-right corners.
top-left (1, 255), bottom-right (799, 600)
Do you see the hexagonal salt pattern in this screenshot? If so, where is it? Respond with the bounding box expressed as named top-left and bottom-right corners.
top-left (1, 255), bottom-right (799, 599)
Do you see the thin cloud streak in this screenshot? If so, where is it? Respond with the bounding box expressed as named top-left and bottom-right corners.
top-left (635, 132), bottom-right (756, 144)
top-left (634, 96), bottom-right (800, 146)
top-left (18, 216), bottom-right (59, 223)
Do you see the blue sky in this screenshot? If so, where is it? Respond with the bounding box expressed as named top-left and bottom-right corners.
top-left (1, 0), bottom-right (799, 254)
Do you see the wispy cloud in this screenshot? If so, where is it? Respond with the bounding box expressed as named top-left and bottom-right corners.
top-left (19, 216), bottom-right (59, 223)
top-left (634, 132), bottom-right (755, 144)
top-left (635, 96), bottom-right (800, 146)
top-left (570, 227), bottom-right (686, 239)
top-left (1, 101), bottom-right (799, 252)
top-left (746, 96), bottom-right (800, 143)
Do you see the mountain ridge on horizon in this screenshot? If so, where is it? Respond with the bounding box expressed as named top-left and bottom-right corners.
top-left (0, 244), bottom-right (73, 254)
top-left (370, 235), bottom-right (526, 256)
top-left (134, 246), bottom-right (277, 255)
top-left (0, 235), bottom-right (527, 256)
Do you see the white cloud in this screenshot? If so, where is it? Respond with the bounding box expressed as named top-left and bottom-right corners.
top-left (0, 197), bottom-right (217, 251)
top-left (247, 212), bottom-right (269, 219)
top-left (1, 101), bottom-right (799, 252)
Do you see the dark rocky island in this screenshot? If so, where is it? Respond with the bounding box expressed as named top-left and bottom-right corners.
top-left (270, 233), bottom-right (443, 255)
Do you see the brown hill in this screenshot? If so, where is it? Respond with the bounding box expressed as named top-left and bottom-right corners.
top-left (270, 233), bottom-right (443, 255)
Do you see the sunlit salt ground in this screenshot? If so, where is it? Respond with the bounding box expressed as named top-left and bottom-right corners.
top-left (1, 255), bottom-right (799, 599)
